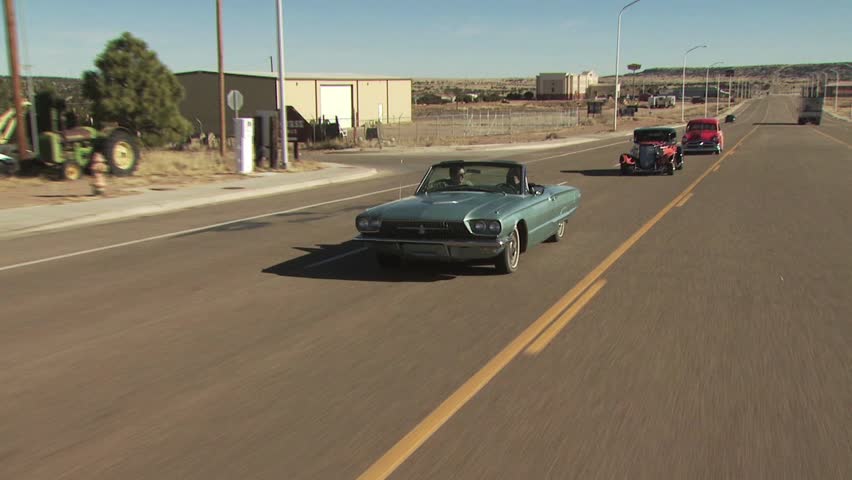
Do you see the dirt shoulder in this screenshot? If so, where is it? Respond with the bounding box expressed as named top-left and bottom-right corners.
top-left (0, 148), bottom-right (325, 210)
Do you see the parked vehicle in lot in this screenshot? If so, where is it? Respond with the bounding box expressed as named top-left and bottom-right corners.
top-left (619, 127), bottom-right (684, 175)
top-left (797, 95), bottom-right (823, 125)
top-left (682, 117), bottom-right (724, 154)
top-left (353, 160), bottom-right (581, 274)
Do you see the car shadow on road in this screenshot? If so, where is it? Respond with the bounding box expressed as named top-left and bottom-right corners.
top-left (752, 122), bottom-right (800, 126)
top-left (560, 169), bottom-right (623, 177)
top-left (262, 241), bottom-right (498, 282)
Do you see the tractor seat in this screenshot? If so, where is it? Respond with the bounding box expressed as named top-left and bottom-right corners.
top-left (61, 127), bottom-right (96, 142)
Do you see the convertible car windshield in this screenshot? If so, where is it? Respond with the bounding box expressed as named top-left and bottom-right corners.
top-left (420, 164), bottom-right (523, 194)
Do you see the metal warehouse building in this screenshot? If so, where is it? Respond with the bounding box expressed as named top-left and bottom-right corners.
top-left (175, 70), bottom-right (413, 137)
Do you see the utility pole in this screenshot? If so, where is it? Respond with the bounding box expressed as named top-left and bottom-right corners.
top-left (216, 0), bottom-right (226, 157)
top-left (3, 0), bottom-right (29, 164)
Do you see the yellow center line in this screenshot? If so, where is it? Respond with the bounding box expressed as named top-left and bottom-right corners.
top-left (712, 165), bottom-right (721, 173)
top-left (675, 192), bottom-right (694, 208)
top-left (811, 128), bottom-right (852, 149)
top-left (356, 125), bottom-right (763, 480)
top-left (524, 279), bottom-right (608, 355)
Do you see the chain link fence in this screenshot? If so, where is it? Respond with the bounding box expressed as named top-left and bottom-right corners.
top-left (375, 108), bottom-right (581, 146)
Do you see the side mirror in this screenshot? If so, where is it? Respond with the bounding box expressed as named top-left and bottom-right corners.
top-left (530, 184), bottom-right (545, 196)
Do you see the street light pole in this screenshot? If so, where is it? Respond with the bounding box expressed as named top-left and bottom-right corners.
top-left (682, 44), bottom-right (706, 122)
top-left (275, 0), bottom-right (289, 169)
top-left (705, 61), bottom-right (722, 117)
top-left (613, 0), bottom-right (640, 132)
top-left (716, 73), bottom-right (721, 115)
top-left (216, 0), bottom-right (226, 158)
top-left (827, 69), bottom-right (840, 112)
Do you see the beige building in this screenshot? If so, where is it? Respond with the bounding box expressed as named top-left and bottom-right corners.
top-left (175, 70), bottom-right (412, 137)
top-left (536, 70), bottom-right (599, 99)
top-left (577, 70), bottom-right (599, 96)
top-left (536, 72), bottom-right (575, 99)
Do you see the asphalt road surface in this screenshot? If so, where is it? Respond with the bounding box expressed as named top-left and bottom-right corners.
top-left (1, 96), bottom-right (850, 479)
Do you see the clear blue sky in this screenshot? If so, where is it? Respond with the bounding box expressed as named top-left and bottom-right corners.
top-left (4, 0), bottom-right (851, 78)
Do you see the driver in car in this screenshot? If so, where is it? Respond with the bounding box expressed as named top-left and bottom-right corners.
top-left (449, 165), bottom-right (473, 186)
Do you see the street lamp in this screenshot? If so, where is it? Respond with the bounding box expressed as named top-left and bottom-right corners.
top-left (827, 68), bottom-right (840, 113)
top-left (705, 61), bottom-right (723, 117)
top-left (613, 0), bottom-right (641, 132)
top-left (682, 44), bottom-right (706, 122)
top-left (716, 71), bottom-right (722, 115)
top-left (275, 0), bottom-right (289, 169)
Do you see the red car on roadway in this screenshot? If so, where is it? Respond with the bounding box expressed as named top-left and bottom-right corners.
top-left (682, 117), bottom-right (724, 154)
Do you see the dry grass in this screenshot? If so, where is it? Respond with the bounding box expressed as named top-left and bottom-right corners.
top-left (137, 149), bottom-right (236, 177)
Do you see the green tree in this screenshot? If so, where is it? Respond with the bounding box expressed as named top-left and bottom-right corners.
top-left (82, 32), bottom-right (191, 146)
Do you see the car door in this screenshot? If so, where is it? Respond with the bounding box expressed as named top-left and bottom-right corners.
top-left (522, 185), bottom-right (559, 245)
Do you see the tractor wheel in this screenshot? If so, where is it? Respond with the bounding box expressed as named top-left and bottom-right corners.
top-left (0, 156), bottom-right (18, 177)
top-left (103, 130), bottom-right (140, 176)
top-left (62, 161), bottom-right (83, 181)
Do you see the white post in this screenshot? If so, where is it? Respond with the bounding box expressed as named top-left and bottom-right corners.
top-left (613, 0), bottom-right (641, 132)
top-left (275, 0), bottom-right (289, 169)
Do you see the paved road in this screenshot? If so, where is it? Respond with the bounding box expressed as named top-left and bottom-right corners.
top-left (1, 96), bottom-right (850, 479)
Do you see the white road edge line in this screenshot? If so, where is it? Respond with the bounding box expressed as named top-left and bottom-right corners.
top-left (524, 141), bottom-right (627, 164)
top-left (0, 184), bottom-right (419, 273)
top-left (557, 181), bottom-right (567, 186)
top-left (305, 247), bottom-right (369, 269)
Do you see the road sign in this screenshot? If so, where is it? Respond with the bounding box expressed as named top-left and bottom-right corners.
top-left (227, 90), bottom-right (244, 113)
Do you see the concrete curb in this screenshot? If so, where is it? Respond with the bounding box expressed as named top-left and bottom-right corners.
top-left (825, 109), bottom-right (852, 122)
top-left (2, 165), bottom-right (378, 238)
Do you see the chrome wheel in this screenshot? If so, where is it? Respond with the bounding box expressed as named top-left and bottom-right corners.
top-left (495, 226), bottom-right (521, 274)
top-left (508, 230), bottom-right (519, 269)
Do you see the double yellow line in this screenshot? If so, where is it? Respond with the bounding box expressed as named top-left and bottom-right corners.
top-left (356, 125), bottom-right (762, 480)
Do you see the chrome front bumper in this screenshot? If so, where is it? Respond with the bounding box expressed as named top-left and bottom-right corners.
top-left (354, 235), bottom-right (508, 261)
top-left (682, 141), bottom-right (719, 152)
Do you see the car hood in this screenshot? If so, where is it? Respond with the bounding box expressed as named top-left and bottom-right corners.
top-left (365, 192), bottom-right (521, 221)
top-left (684, 130), bottom-right (717, 141)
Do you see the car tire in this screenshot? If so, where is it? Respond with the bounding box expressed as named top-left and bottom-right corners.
top-left (547, 220), bottom-right (566, 243)
top-left (620, 165), bottom-right (632, 176)
top-left (495, 226), bottom-right (520, 274)
top-left (376, 252), bottom-right (402, 268)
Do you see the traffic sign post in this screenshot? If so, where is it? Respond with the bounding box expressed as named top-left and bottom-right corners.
top-left (227, 89), bottom-right (244, 118)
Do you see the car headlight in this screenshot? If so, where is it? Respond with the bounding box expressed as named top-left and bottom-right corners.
top-left (356, 216), bottom-right (381, 232)
top-left (470, 219), bottom-right (501, 235)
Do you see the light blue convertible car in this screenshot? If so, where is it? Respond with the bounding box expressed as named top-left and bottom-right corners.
top-left (354, 160), bottom-right (581, 274)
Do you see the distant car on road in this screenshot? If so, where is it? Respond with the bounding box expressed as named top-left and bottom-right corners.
top-left (353, 160), bottom-right (581, 274)
top-left (682, 117), bottom-right (724, 154)
top-left (725, 114), bottom-right (736, 123)
top-left (619, 127), bottom-right (684, 175)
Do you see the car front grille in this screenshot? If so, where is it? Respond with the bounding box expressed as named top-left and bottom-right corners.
top-left (377, 220), bottom-right (472, 240)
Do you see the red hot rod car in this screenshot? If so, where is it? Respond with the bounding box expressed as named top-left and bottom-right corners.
top-left (619, 127), bottom-right (684, 175)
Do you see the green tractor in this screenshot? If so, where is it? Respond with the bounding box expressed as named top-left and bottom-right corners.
top-left (31, 91), bottom-right (141, 180)
top-left (38, 125), bottom-right (140, 180)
